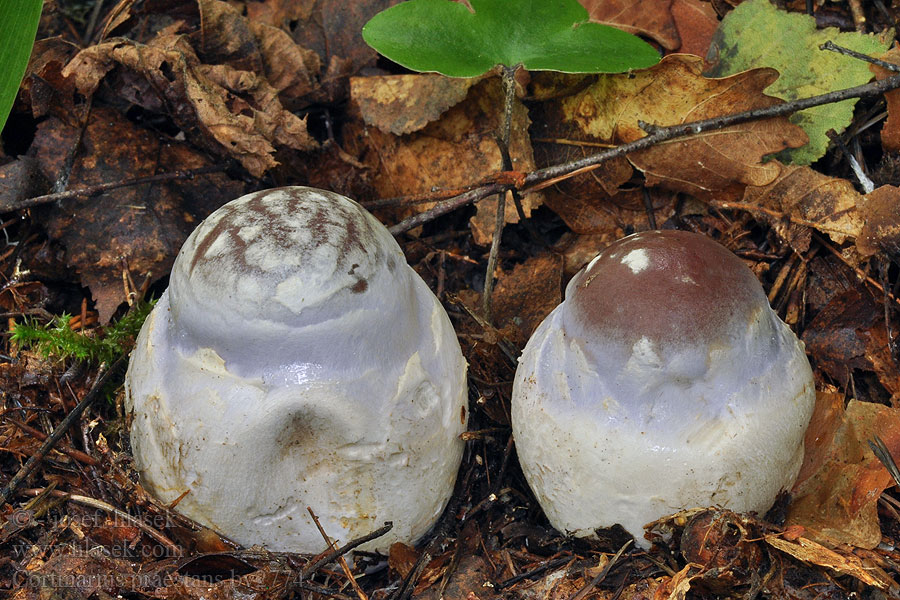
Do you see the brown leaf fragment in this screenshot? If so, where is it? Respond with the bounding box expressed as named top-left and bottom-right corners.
top-left (198, 0), bottom-right (264, 71)
top-left (857, 185), bottom-right (900, 258)
top-left (248, 21), bottom-right (321, 107)
top-left (788, 395), bottom-right (900, 549)
top-left (286, 0), bottom-right (397, 101)
top-left (581, 0), bottom-right (680, 50)
top-left (558, 55), bottom-right (807, 197)
top-left (740, 164), bottom-right (863, 252)
top-left (19, 37), bottom-right (81, 121)
top-left (670, 0), bottom-right (719, 57)
top-left (801, 287), bottom-right (900, 398)
top-left (492, 253), bottom-right (563, 346)
top-left (765, 534), bottom-right (896, 589)
top-left (62, 33), bottom-right (316, 177)
top-left (0, 157), bottom-right (49, 212)
top-left (30, 107), bottom-right (245, 322)
top-left (872, 47), bottom-right (900, 152)
top-left (198, 0), bottom-right (320, 107)
top-left (351, 74), bottom-right (479, 135)
top-left (346, 75), bottom-right (543, 244)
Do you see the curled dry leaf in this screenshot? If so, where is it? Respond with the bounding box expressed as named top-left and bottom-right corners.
top-left (557, 54), bottom-right (807, 197)
top-left (62, 31), bottom-right (315, 177)
top-left (198, 0), bottom-right (321, 108)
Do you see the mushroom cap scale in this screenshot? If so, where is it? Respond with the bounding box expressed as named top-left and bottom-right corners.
top-left (511, 230), bottom-right (815, 547)
top-left (126, 187), bottom-right (467, 553)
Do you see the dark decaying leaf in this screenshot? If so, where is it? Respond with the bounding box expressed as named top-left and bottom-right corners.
top-left (30, 107), bottom-right (245, 322)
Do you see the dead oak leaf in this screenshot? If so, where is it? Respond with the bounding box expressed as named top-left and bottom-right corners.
top-left (62, 33), bottom-right (315, 177)
top-left (560, 54), bottom-right (807, 197)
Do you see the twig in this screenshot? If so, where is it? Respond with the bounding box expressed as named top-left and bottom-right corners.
top-left (389, 72), bottom-right (900, 235)
top-left (389, 550), bottom-right (431, 600)
top-left (300, 522), bottom-right (393, 577)
top-left (1, 355), bottom-right (127, 504)
top-left (482, 64), bottom-right (519, 321)
top-left (567, 540), bottom-right (632, 600)
top-left (294, 582), bottom-right (354, 600)
top-left (20, 487), bottom-right (181, 556)
top-left (820, 41), bottom-right (900, 72)
top-left (306, 507), bottom-right (368, 600)
top-left (6, 165), bottom-right (226, 212)
top-left (5, 418), bottom-right (99, 466)
top-left (495, 555), bottom-right (573, 589)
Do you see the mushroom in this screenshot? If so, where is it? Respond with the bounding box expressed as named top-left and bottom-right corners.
top-left (511, 230), bottom-right (815, 547)
top-left (125, 187), bottom-right (467, 553)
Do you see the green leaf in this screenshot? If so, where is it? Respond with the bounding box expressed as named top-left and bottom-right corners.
top-left (0, 0), bottom-right (42, 135)
top-left (362, 0), bottom-right (660, 77)
top-left (705, 0), bottom-right (891, 165)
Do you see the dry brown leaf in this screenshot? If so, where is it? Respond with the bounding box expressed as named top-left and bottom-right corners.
top-left (765, 535), bottom-right (896, 589)
top-left (872, 47), bottom-right (900, 152)
top-left (580, 0), bottom-right (680, 50)
top-left (857, 185), bottom-right (900, 258)
top-left (30, 107), bottom-right (245, 322)
top-left (351, 74), bottom-right (479, 135)
top-left (62, 32), bottom-right (315, 177)
top-left (347, 75), bottom-right (543, 244)
top-left (492, 253), bottom-right (562, 346)
top-left (788, 395), bottom-right (900, 549)
top-left (801, 287), bottom-right (900, 399)
top-left (558, 55), bottom-right (807, 197)
top-left (286, 0), bottom-right (396, 101)
top-left (198, 0), bottom-right (321, 107)
top-left (670, 0), bottom-right (719, 56)
top-left (739, 164), bottom-right (862, 252)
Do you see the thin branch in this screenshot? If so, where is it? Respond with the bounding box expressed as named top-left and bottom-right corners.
top-left (820, 40), bottom-right (900, 72)
top-left (482, 65), bottom-right (519, 321)
top-left (1, 355), bottom-right (127, 503)
top-left (389, 72), bottom-right (900, 235)
top-left (7, 165), bottom-right (226, 212)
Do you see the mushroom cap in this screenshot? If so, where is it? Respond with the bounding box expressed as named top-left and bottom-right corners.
top-left (511, 230), bottom-right (815, 548)
top-left (125, 187), bottom-right (467, 552)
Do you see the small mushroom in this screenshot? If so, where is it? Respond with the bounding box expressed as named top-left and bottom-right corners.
top-left (125, 187), bottom-right (467, 552)
top-left (511, 230), bottom-right (815, 547)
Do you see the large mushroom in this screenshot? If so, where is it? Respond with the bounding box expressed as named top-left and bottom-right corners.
top-left (125, 187), bottom-right (467, 553)
top-left (511, 230), bottom-right (815, 547)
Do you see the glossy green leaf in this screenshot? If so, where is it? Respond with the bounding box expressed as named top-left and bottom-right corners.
top-left (0, 0), bottom-right (42, 135)
top-left (362, 0), bottom-right (660, 77)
